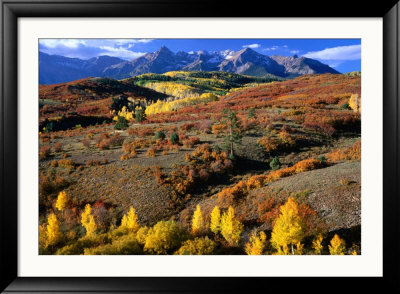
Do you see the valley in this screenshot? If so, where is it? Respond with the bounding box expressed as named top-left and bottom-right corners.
top-left (39, 70), bottom-right (361, 256)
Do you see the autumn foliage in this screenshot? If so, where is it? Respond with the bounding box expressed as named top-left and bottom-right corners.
top-left (271, 198), bottom-right (305, 255)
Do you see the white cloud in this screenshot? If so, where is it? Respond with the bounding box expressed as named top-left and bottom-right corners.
top-left (114, 39), bottom-right (154, 46)
top-left (40, 39), bottom-right (154, 49)
top-left (326, 61), bottom-right (343, 68)
top-left (39, 39), bottom-right (87, 48)
top-left (263, 46), bottom-right (279, 51)
top-left (303, 44), bottom-right (361, 60)
top-left (290, 50), bottom-right (300, 54)
top-left (99, 46), bottom-right (145, 59)
top-left (242, 43), bottom-right (260, 49)
top-left (39, 39), bottom-right (154, 60)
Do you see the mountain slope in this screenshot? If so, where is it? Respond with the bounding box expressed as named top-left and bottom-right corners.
top-left (219, 48), bottom-right (286, 77)
top-left (39, 47), bottom-right (340, 84)
top-left (39, 77), bottom-right (167, 103)
top-left (39, 52), bottom-right (125, 84)
top-left (271, 55), bottom-right (340, 75)
top-left (102, 46), bottom-right (193, 79)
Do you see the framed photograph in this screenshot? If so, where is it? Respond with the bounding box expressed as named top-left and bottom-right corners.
top-left (1, 0), bottom-right (399, 292)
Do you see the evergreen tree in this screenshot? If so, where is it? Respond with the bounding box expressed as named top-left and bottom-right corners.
top-left (114, 115), bottom-right (128, 130)
top-left (170, 132), bottom-right (179, 145)
top-left (135, 107), bottom-right (146, 122)
top-left (221, 109), bottom-right (242, 158)
top-left (154, 131), bottom-right (166, 140)
top-left (248, 107), bottom-right (256, 119)
top-left (270, 156), bottom-right (281, 170)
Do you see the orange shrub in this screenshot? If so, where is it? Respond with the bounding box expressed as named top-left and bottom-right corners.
top-left (87, 160), bottom-right (102, 166)
top-left (50, 160), bottom-right (58, 167)
top-left (180, 123), bottom-right (196, 131)
top-left (54, 142), bottom-right (63, 152)
top-left (257, 197), bottom-right (275, 216)
top-left (217, 174), bottom-right (269, 206)
top-left (122, 142), bottom-right (134, 154)
top-left (241, 118), bottom-right (257, 131)
top-left (198, 120), bottom-right (212, 133)
top-left (137, 127), bottom-right (155, 137)
top-left (97, 140), bottom-right (110, 150)
top-left (120, 154), bottom-right (136, 160)
top-left (129, 149), bottom-right (137, 157)
top-left (182, 137), bottom-right (201, 148)
top-left (126, 138), bottom-right (153, 149)
top-left (212, 124), bottom-right (227, 135)
top-left (293, 158), bottom-right (325, 173)
top-left (265, 158), bottom-right (326, 183)
top-left (96, 134), bottom-right (123, 150)
top-left (218, 181), bottom-right (247, 206)
top-left (257, 136), bottom-right (280, 153)
top-left (39, 174), bottom-right (68, 202)
top-left (278, 131), bottom-right (295, 147)
top-left (39, 145), bottom-right (51, 160)
top-left (146, 146), bottom-right (157, 157)
top-left (57, 159), bottom-right (76, 168)
top-left (82, 138), bottom-right (91, 148)
top-left (326, 140), bottom-right (361, 162)
top-left (246, 174), bottom-right (268, 190)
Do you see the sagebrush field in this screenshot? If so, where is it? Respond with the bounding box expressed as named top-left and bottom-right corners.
top-left (39, 44), bottom-right (361, 255)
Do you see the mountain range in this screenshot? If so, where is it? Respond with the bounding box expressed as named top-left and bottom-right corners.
top-left (39, 46), bottom-right (340, 85)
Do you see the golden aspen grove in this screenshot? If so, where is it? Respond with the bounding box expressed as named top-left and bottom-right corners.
top-left (38, 40), bottom-right (361, 255)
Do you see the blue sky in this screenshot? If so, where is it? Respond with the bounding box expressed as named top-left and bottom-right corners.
top-left (39, 39), bottom-right (361, 73)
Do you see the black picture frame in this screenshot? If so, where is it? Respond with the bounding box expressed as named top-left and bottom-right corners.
top-left (1, 0), bottom-right (399, 292)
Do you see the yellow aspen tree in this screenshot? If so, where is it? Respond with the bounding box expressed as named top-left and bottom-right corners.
top-left (81, 204), bottom-right (92, 227)
top-left (120, 206), bottom-right (140, 232)
top-left (56, 191), bottom-right (67, 212)
top-left (271, 197), bottom-right (305, 255)
top-left (39, 223), bottom-right (47, 249)
top-left (46, 213), bottom-right (61, 247)
top-left (191, 204), bottom-right (204, 235)
top-left (210, 206), bottom-right (221, 234)
top-left (349, 94), bottom-right (361, 112)
top-left (351, 250), bottom-right (358, 255)
top-left (294, 242), bottom-right (304, 255)
top-left (245, 231), bottom-right (267, 255)
top-left (312, 234), bottom-right (324, 255)
top-left (85, 216), bottom-right (97, 237)
top-left (81, 204), bottom-right (97, 237)
top-left (328, 234), bottom-right (346, 255)
top-left (220, 206), bottom-right (243, 246)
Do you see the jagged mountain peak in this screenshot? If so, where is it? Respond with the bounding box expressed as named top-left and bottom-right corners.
top-left (39, 47), bottom-right (340, 84)
top-left (155, 46), bottom-right (174, 55)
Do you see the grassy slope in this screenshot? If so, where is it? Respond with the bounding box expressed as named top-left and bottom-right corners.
top-left (39, 73), bottom-right (361, 254)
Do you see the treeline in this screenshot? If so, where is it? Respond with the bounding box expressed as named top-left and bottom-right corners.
top-left (40, 193), bottom-right (356, 255)
top-left (130, 71), bottom-right (282, 97)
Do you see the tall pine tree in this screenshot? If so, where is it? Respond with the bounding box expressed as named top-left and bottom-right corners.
top-left (221, 109), bottom-right (242, 158)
